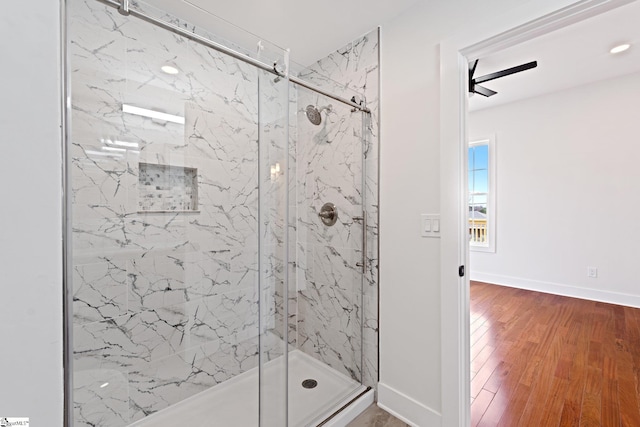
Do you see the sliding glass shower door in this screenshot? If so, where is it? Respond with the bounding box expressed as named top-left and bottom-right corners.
top-left (68, 0), bottom-right (289, 425)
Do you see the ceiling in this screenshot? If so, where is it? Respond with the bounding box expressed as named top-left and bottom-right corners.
top-left (144, 0), bottom-right (420, 66)
top-left (469, 1), bottom-right (640, 111)
top-left (139, 0), bottom-right (640, 106)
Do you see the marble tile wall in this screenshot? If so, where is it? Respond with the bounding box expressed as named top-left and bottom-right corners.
top-left (293, 29), bottom-right (380, 389)
top-left (293, 93), bottom-right (364, 381)
top-left (69, 1), bottom-right (288, 425)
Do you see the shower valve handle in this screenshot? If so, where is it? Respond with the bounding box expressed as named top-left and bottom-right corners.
top-left (318, 203), bottom-right (338, 226)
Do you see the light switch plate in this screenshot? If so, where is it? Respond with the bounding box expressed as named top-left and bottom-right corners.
top-left (421, 214), bottom-right (441, 238)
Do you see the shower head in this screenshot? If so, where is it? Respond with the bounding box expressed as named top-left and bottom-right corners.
top-left (304, 104), bottom-right (333, 126)
top-left (305, 105), bottom-right (322, 125)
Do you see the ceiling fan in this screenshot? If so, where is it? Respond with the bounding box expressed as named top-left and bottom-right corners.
top-left (469, 59), bottom-right (538, 97)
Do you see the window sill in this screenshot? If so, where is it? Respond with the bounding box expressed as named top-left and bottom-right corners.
top-left (470, 244), bottom-right (495, 253)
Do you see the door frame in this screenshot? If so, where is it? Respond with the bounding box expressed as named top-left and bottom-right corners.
top-left (439, 0), bottom-right (636, 425)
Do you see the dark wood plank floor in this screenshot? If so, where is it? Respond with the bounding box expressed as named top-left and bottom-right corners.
top-left (470, 281), bottom-right (640, 427)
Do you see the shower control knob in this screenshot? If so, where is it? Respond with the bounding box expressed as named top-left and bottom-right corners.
top-left (318, 203), bottom-right (338, 226)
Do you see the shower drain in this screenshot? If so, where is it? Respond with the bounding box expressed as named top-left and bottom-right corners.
top-left (302, 379), bottom-right (318, 389)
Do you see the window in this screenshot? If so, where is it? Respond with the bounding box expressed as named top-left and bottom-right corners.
top-left (468, 136), bottom-right (496, 252)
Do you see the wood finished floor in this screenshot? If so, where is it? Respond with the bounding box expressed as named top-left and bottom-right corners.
top-left (470, 281), bottom-right (640, 427)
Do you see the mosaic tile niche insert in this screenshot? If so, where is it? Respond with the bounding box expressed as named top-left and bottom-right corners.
top-left (138, 163), bottom-right (199, 212)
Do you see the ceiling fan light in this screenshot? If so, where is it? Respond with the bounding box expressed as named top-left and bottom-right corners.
top-left (610, 44), bottom-right (631, 54)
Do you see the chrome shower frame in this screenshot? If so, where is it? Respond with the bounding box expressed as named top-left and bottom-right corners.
top-left (60, 0), bottom-right (74, 426)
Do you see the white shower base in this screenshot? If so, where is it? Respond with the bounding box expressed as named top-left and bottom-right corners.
top-left (129, 350), bottom-right (369, 427)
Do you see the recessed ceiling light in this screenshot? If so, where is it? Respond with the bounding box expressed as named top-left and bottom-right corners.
top-left (161, 64), bottom-right (180, 75)
top-left (610, 44), bottom-right (631, 54)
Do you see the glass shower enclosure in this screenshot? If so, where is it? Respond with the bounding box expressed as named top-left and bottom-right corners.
top-left (65, 0), bottom-right (370, 426)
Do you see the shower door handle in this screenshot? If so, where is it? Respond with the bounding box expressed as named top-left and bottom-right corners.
top-left (353, 213), bottom-right (366, 273)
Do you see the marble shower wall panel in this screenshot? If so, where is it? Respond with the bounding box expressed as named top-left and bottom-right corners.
top-left (68, 1), bottom-right (287, 425)
top-left (294, 89), bottom-right (364, 381)
top-left (73, 259), bottom-right (128, 325)
top-left (294, 29), bottom-right (380, 389)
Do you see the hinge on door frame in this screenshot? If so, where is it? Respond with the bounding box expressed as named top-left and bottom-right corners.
top-left (458, 265), bottom-right (465, 277)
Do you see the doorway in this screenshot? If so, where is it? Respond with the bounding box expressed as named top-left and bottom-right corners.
top-left (439, 0), bottom-right (637, 425)
top-left (466, 3), bottom-right (640, 421)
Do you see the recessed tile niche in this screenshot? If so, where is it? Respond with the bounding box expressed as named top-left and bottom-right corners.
top-left (138, 162), bottom-right (199, 212)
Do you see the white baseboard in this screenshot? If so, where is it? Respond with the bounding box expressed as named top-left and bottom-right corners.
top-left (377, 382), bottom-right (441, 427)
top-left (471, 271), bottom-right (640, 308)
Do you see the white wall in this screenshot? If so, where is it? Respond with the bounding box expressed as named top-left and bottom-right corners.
top-left (378, 0), bottom-right (592, 425)
top-left (470, 71), bottom-right (640, 306)
top-left (0, 1), bottom-right (63, 425)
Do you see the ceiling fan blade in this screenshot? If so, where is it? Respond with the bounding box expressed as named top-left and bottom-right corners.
top-left (474, 61), bottom-right (537, 85)
top-left (472, 84), bottom-right (498, 97)
top-left (469, 59), bottom-right (479, 80)
top-left (468, 60), bottom-right (478, 95)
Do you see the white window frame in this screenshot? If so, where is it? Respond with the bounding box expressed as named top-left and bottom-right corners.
top-left (468, 135), bottom-right (496, 253)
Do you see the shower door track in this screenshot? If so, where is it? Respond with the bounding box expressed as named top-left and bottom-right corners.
top-left (95, 0), bottom-right (371, 114)
top-left (316, 386), bottom-right (372, 427)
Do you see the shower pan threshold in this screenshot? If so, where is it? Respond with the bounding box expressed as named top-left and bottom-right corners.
top-left (128, 350), bottom-right (371, 427)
